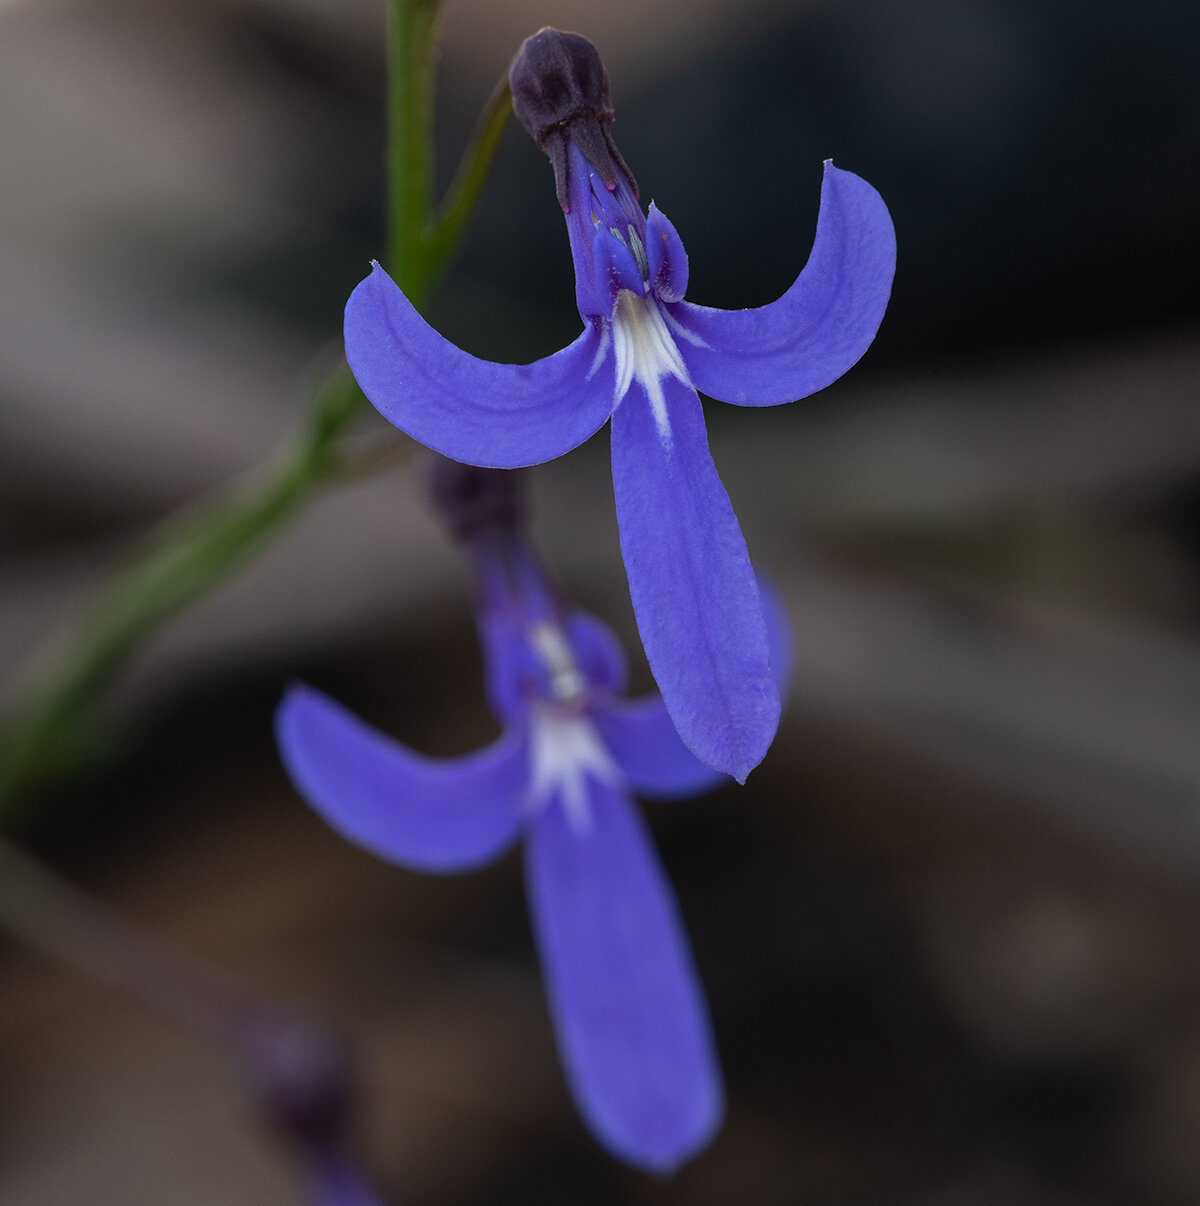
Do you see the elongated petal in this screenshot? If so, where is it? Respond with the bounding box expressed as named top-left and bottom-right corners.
top-left (593, 574), bottom-right (792, 799)
top-left (345, 263), bottom-right (616, 468)
top-left (672, 163), bottom-right (895, 406)
top-left (276, 684), bottom-right (528, 873)
top-left (610, 376), bottom-right (779, 781)
top-left (525, 777), bottom-right (722, 1172)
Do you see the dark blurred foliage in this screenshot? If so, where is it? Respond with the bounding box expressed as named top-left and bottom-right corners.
top-left (4, 0), bottom-right (1200, 1202)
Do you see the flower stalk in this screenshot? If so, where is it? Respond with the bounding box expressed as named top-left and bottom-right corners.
top-left (0, 0), bottom-right (511, 819)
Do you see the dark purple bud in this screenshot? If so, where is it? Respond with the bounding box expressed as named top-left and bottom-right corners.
top-left (235, 1012), bottom-right (357, 1153)
top-left (428, 456), bottom-right (524, 543)
top-left (508, 27), bottom-right (637, 210)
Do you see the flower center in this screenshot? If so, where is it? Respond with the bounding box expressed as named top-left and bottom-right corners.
top-left (524, 619), bottom-right (620, 831)
top-left (611, 290), bottom-right (690, 448)
top-left (528, 621), bottom-right (587, 704)
top-left (528, 705), bottom-right (620, 832)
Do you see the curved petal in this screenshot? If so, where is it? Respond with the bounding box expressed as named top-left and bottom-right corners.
top-left (672, 163), bottom-right (895, 406)
top-left (594, 573), bottom-right (792, 799)
top-left (610, 376), bottom-right (780, 781)
top-left (525, 777), bottom-right (722, 1173)
top-left (345, 263), bottom-right (616, 468)
top-left (276, 684), bottom-right (528, 873)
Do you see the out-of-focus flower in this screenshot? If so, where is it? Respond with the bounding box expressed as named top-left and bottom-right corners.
top-left (343, 28), bottom-right (892, 783)
top-left (234, 1012), bottom-right (384, 1206)
top-left (276, 465), bottom-right (790, 1173)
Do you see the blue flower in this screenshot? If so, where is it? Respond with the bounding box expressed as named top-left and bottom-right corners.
top-left (275, 504), bottom-right (790, 1173)
top-left (344, 29), bottom-right (892, 782)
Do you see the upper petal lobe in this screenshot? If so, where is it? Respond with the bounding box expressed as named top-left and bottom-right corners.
top-left (345, 263), bottom-right (616, 468)
top-left (672, 163), bottom-right (895, 406)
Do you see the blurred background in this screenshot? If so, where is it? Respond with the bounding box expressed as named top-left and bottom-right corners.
top-left (2, 0), bottom-right (1200, 1201)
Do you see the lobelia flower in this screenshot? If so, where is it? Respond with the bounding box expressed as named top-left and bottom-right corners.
top-left (343, 28), bottom-right (894, 783)
top-left (276, 463), bottom-right (791, 1173)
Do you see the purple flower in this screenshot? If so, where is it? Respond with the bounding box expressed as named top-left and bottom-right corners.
top-left (275, 493), bottom-right (790, 1173)
top-left (344, 29), bottom-right (893, 783)
top-left (234, 1011), bottom-right (385, 1206)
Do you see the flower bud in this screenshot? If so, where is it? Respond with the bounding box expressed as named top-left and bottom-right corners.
top-left (429, 458), bottom-right (523, 543)
top-left (508, 27), bottom-right (637, 210)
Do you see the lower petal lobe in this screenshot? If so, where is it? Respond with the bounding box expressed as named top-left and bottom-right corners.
top-left (525, 777), bottom-right (722, 1173)
top-left (673, 163), bottom-right (895, 406)
top-left (610, 376), bottom-right (779, 781)
top-left (276, 684), bottom-right (528, 873)
top-left (345, 263), bottom-right (616, 468)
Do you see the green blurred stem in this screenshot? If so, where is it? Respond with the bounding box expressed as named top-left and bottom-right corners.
top-left (0, 369), bottom-right (396, 814)
top-left (387, 0), bottom-right (440, 289)
top-left (426, 74), bottom-right (513, 271)
top-left (387, 0), bottom-right (513, 293)
top-left (0, 0), bottom-right (512, 818)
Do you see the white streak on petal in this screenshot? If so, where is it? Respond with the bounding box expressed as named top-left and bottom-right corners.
top-left (528, 621), bottom-right (586, 703)
top-left (610, 290), bottom-right (691, 449)
top-left (586, 324), bottom-right (611, 381)
top-left (643, 374), bottom-right (672, 451)
top-left (663, 306), bottom-right (710, 349)
top-left (528, 707), bottom-right (622, 834)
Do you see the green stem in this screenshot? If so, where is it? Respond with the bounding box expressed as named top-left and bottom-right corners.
top-left (426, 74), bottom-right (513, 272)
top-left (387, 0), bottom-right (441, 297)
top-left (0, 0), bottom-right (512, 820)
top-left (0, 371), bottom-right (409, 816)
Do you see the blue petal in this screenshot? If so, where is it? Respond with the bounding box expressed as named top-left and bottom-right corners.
top-left (564, 140), bottom-right (647, 318)
top-left (345, 263), bottom-right (616, 468)
top-left (757, 574), bottom-right (794, 699)
top-left (592, 697), bottom-right (726, 800)
top-left (473, 534), bottom-right (558, 727)
top-left (610, 375), bottom-right (780, 781)
top-left (646, 203), bottom-right (688, 303)
top-left (564, 610), bottom-right (629, 696)
top-left (276, 684), bottom-right (528, 873)
top-left (525, 777), bottom-right (722, 1173)
top-left (671, 163), bottom-right (895, 405)
top-left (593, 574), bottom-right (792, 799)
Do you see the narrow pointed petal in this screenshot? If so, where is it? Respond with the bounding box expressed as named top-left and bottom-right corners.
top-left (564, 611), bottom-right (629, 695)
top-left (345, 263), bottom-right (616, 468)
top-left (276, 684), bottom-right (528, 873)
top-left (672, 163), bottom-right (895, 406)
top-left (646, 203), bottom-right (688, 302)
top-left (594, 574), bottom-right (792, 799)
top-left (610, 376), bottom-right (779, 780)
top-left (525, 777), bottom-right (722, 1172)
